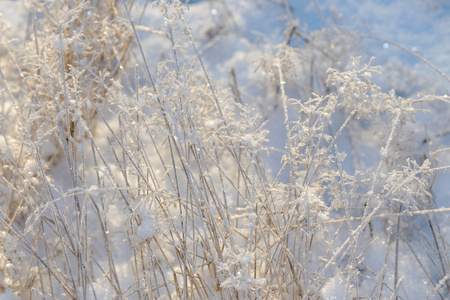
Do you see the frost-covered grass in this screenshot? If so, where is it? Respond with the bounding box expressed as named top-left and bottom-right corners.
top-left (0, 0), bottom-right (449, 299)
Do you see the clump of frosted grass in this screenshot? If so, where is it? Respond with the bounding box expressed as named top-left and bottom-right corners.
top-left (0, 0), bottom-right (449, 299)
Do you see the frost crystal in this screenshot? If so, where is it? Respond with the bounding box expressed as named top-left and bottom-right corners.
top-left (53, 37), bottom-right (68, 50)
top-left (380, 147), bottom-right (389, 159)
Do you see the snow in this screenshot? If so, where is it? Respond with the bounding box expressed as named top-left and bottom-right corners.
top-left (137, 217), bottom-right (157, 241)
top-left (321, 274), bottom-right (346, 299)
